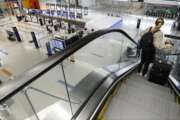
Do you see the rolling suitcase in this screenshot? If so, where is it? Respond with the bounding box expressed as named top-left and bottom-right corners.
top-left (148, 59), bottom-right (172, 86)
top-left (177, 22), bottom-right (180, 31)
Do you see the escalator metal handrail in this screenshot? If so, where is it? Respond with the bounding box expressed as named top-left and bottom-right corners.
top-left (164, 34), bottom-right (180, 97)
top-left (169, 74), bottom-right (180, 97)
top-left (72, 33), bottom-right (180, 120)
top-left (165, 34), bottom-right (180, 40)
top-left (72, 61), bottom-right (139, 120)
top-left (167, 53), bottom-right (180, 56)
top-left (0, 29), bottom-right (137, 108)
top-left (0, 29), bottom-right (138, 104)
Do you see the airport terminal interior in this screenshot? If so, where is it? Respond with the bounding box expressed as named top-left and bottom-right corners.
top-left (0, 0), bottom-right (179, 120)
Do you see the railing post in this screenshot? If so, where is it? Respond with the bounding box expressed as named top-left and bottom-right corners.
top-left (60, 63), bottom-right (74, 115)
top-left (0, 104), bottom-right (14, 120)
top-left (23, 89), bottom-right (40, 120)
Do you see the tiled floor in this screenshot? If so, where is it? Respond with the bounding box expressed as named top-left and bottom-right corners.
top-left (0, 10), bottom-right (179, 120)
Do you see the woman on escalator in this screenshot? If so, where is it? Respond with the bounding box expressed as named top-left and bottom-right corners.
top-left (138, 17), bottom-right (165, 77)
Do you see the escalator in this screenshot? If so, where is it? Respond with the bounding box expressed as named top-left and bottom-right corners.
top-left (0, 29), bottom-right (179, 120)
top-left (105, 72), bottom-right (179, 120)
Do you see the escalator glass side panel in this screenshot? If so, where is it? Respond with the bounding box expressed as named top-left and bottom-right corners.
top-left (165, 34), bottom-right (180, 94)
top-left (0, 29), bottom-right (139, 120)
top-left (63, 31), bottom-right (139, 119)
top-left (73, 61), bottom-right (139, 120)
top-left (170, 55), bottom-right (180, 94)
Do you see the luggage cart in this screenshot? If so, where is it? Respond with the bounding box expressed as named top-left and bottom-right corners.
top-left (56, 4), bottom-right (62, 17)
top-left (76, 6), bottom-right (83, 19)
top-left (84, 7), bottom-right (88, 16)
top-left (69, 5), bottom-right (75, 19)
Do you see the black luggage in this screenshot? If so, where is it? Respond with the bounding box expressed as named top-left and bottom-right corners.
top-left (7, 31), bottom-right (16, 41)
top-left (137, 19), bottom-right (141, 28)
top-left (148, 59), bottom-right (172, 85)
top-left (39, 18), bottom-right (44, 26)
top-left (177, 22), bottom-right (180, 31)
top-left (54, 25), bottom-right (58, 31)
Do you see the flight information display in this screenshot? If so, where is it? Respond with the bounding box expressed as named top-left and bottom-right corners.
top-left (49, 39), bottom-right (65, 51)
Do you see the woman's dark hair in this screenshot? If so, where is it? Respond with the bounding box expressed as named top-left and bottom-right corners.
top-left (155, 17), bottom-right (164, 26)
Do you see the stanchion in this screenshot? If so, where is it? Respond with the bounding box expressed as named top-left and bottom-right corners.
top-left (31, 32), bottom-right (39, 49)
top-left (46, 42), bottom-right (52, 56)
top-left (137, 18), bottom-right (141, 29)
top-left (12, 27), bottom-right (22, 42)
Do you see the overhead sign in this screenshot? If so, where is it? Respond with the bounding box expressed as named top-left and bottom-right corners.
top-left (22, 0), bottom-right (40, 9)
top-left (145, 0), bottom-right (178, 5)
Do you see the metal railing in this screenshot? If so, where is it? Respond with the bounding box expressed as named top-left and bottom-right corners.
top-left (0, 29), bottom-right (139, 120)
